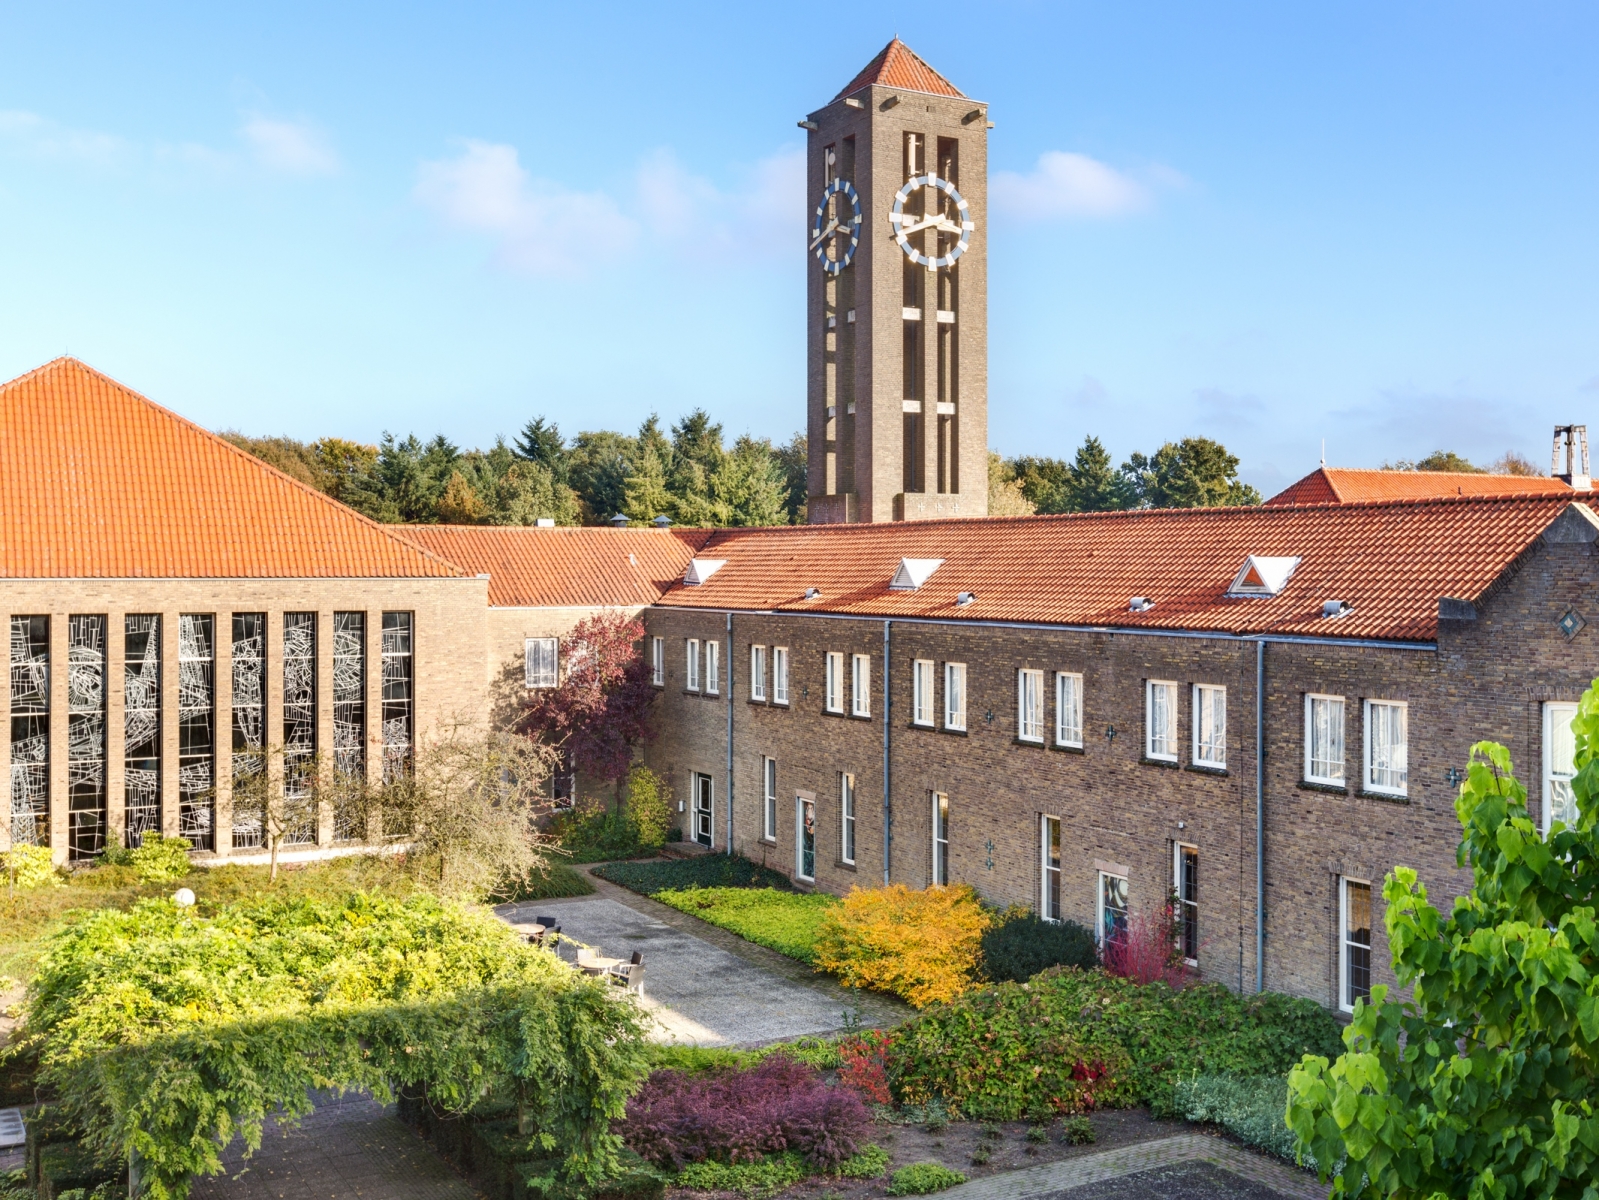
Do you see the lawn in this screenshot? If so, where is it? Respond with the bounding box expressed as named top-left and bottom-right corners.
top-left (653, 886), bottom-right (838, 963)
top-left (592, 853), bottom-right (795, 894)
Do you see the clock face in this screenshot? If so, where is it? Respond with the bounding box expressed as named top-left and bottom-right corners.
top-left (888, 174), bottom-right (975, 268)
top-left (810, 178), bottom-right (862, 274)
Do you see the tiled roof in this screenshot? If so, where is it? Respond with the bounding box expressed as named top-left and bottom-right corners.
top-left (653, 496), bottom-right (1590, 643)
top-left (0, 358), bottom-right (462, 580)
top-left (1266, 466), bottom-right (1572, 506)
top-left (397, 525), bottom-right (715, 608)
top-left (835, 39), bottom-right (964, 100)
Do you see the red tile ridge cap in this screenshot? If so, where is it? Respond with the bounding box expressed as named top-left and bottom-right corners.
top-left (11, 357), bottom-right (466, 578)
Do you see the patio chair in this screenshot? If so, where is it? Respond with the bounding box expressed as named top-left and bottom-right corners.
top-left (527, 917), bottom-right (560, 948)
top-left (609, 952), bottom-right (645, 996)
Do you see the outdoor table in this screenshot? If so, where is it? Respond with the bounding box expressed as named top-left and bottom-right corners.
top-left (580, 956), bottom-right (623, 976)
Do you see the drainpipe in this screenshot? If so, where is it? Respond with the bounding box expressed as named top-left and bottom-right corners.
top-left (1255, 638), bottom-right (1266, 992)
top-left (883, 619), bottom-right (892, 885)
top-left (726, 612), bottom-right (734, 856)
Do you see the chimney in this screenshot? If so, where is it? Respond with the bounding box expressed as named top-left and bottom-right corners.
top-left (1552, 425), bottom-right (1591, 489)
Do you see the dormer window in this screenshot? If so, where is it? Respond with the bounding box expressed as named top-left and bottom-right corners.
top-left (684, 558), bottom-right (727, 586)
top-left (890, 558), bottom-right (944, 590)
top-left (1227, 555), bottom-right (1301, 598)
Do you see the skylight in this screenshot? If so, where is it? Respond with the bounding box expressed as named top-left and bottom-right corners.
top-left (1227, 555), bottom-right (1301, 598)
top-left (890, 558), bottom-right (944, 590)
top-left (683, 558), bottom-right (727, 586)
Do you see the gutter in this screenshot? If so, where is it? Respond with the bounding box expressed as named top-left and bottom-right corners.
top-left (726, 611), bottom-right (734, 857)
top-left (883, 619), bottom-right (892, 885)
top-left (1256, 639), bottom-right (1266, 993)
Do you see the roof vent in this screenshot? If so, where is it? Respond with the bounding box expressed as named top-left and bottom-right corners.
top-left (609, 513), bottom-right (630, 527)
top-left (683, 558), bottom-right (727, 586)
top-left (890, 558), bottom-right (944, 590)
top-left (1227, 555), bottom-right (1301, 598)
top-left (1129, 596), bottom-right (1154, 613)
top-left (1321, 599), bottom-right (1352, 619)
top-left (535, 518), bottom-right (555, 528)
top-left (805, 587), bottom-right (822, 601)
top-left (956, 592), bottom-right (976, 607)
top-left (653, 514), bottom-right (673, 528)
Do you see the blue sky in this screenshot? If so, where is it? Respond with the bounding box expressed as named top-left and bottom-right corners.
top-left (2, 2), bottom-right (1596, 496)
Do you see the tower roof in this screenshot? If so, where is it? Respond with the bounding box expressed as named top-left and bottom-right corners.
top-left (834, 39), bottom-right (964, 101)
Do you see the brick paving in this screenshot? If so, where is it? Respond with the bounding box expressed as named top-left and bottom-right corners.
top-left (936, 1134), bottom-right (1327, 1200)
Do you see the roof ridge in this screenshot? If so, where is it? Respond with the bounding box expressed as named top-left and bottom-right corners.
top-left (6, 357), bottom-right (465, 578)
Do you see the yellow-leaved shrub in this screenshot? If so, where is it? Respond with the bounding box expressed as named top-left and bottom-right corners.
top-left (812, 883), bottom-right (991, 1008)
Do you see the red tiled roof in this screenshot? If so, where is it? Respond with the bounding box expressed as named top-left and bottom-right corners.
top-left (835, 39), bottom-right (964, 100)
top-left (0, 358), bottom-right (463, 580)
top-left (1266, 466), bottom-right (1572, 506)
top-left (653, 496), bottom-right (1590, 643)
top-left (397, 525), bottom-right (715, 608)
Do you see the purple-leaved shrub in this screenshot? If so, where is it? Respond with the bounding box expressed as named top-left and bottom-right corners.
top-left (618, 1055), bottom-right (867, 1170)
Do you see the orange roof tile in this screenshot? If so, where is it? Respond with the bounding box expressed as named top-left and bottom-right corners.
top-left (0, 358), bottom-right (462, 580)
top-left (835, 39), bottom-right (964, 100)
top-left (653, 496), bottom-right (1590, 643)
top-left (1266, 466), bottom-right (1572, 506)
top-left (397, 524), bottom-right (714, 608)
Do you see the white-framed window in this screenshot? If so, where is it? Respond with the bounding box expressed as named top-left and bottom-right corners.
top-left (1304, 694), bottom-right (1345, 784)
top-left (1339, 876), bottom-right (1372, 1012)
top-left (912, 659), bottom-right (934, 726)
top-left (1040, 815), bottom-right (1061, 922)
top-left (773, 647), bottom-right (789, 705)
top-left (1055, 672), bottom-right (1083, 748)
top-left (651, 636), bottom-right (664, 687)
top-left (762, 756), bottom-right (777, 840)
top-left (825, 651), bottom-right (843, 713)
top-left (852, 653), bottom-right (871, 717)
top-left (686, 639), bottom-right (700, 691)
top-left (751, 645), bottom-right (767, 702)
top-left (932, 792), bottom-right (950, 885)
top-left (796, 792), bottom-right (817, 882)
top-left (1192, 684), bottom-right (1226, 768)
top-left (1098, 871), bottom-right (1129, 947)
top-left (1146, 680), bottom-right (1178, 761)
top-left (1364, 700), bottom-right (1408, 795)
top-left (1543, 701), bottom-right (1579, 833)
top-left (1174, 844), bottom-right (1198, 964)
top-left (944, 662), bottom-right (966, 731)
top-left (840, 772), bottom-right (856, 864)
top-left (1017, 669), bottom-right (1045, 743)
top-left (524, 637), bottom-right (559, 689)
top-left (705, 640), bottom-right (720, 695)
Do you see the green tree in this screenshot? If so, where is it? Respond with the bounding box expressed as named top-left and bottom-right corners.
top-left (566, 429), bottom-right (638, 523)
top-left (773, 432), bottom-right (807, 524)
top-left (1009, 454), bottom-right (1071, 513)
top-left (513, 416), bottom-right (569, 484)
top-left (1121, 438), bottom-right (1261, 508)
top-left (988, 452), bottom-right (1037, 516)
top-left (1384, 450), bottom-right (1484, 473)
top-left (622, 436), bottom-right (674, 525)
top-left (343, 433), bottom-right (461, 523)
top-left (713, 435), bottom-right (787, 526)
top-left (1288, 679), bottom-right (1599, 1196)
top-left (1064, 436), bottom-right (1136, 512)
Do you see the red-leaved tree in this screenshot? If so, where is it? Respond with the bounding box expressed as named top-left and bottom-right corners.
top-left (518, 613), bottom-right (656, 786)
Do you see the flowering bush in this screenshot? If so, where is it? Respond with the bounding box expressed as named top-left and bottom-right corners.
top-left (1100, 903), bottom-right (1190, 988)
top-left (618, 1055), bottom-right (867, 1171)
top-left (812, 884), bottom-right (991, 1008)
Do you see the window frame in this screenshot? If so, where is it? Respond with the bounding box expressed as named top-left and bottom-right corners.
top-left (705, 639), bottom-right (720, 696)
top-left (773, 646), bottom-right (789, 705)
top-left (1304, 693), bottom-right (1346, 785)
top-left (912, 659), bottom-right (934, 727)
top-left (1543, 700), bottom-right (1579, 834)
top-left (824, 651), bottom-right (843, 713)
top-left (750, 645), bottom-right (767, 702)
top-left (1098, 870), bottom-right (1129, 949)
top-left (524, 636), bottom-right (559, 690)
top-left (931, 791), bottom-right (950, 886)
top-left (1191, 683), bottom-right (1226, 768)
top-left (651, 636), bottom-right (664, 687)
top-left (1339, 876), bottom-right (1373, 1013)
top-left (795, 792), bottom-right (817, 883)
top-left (1055, 671), bottom-right (1083, 748)
top-left (851, 653), bottom-right (871, 718)
top-left (686, 639), bottom-right (701, 692)
top-left (1363, 699), bottom-right (1409, 796)
top-left (1173, 843), bottom-right (1198, 965)
top-left (944, 662), bottom-right (967, 731)
top-left (762, 756), bottom-right (778, 841)
top-left (1145, 679), bottom-right (1178, 762)
top-left (1017, 668), bottom-right (1045, 743)
top-left (1040, 814), bottom-right (1061, 922)
top-left (840, 772), bottom-right (856, 865)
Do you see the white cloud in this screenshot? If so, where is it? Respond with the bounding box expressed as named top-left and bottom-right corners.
top-left (0, 110), bottom-right (129, 167)
top-left (991, 151), bottom-right (1177, 221)
top-left (240, 116), bottom-right (339, 175)
top-left (635, 146), bottom-right (804, 262)
top-left (415, 140), bottom-right (639, 277)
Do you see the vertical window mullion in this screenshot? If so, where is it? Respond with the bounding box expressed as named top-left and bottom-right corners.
top-left (123, 615), bottom-right (162, 848)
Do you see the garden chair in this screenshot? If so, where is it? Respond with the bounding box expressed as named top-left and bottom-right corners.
top-left (609, 952), bottom-right (644, 996)
top-left (528, 917), bottom-right (560, 948)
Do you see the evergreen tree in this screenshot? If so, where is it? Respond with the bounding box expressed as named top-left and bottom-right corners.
top-left (622, 438), bottom-right (674, 525)
top-left (713, 436), bottom-right (787, 526)
top-left (512, 416), bottom-right (569, 484)
top-left (1121, 438), bottom-right (1259, 509)
top-left (566, 430), bottom-right (637, 523)
top-left (773, 432), bottom-right (807, 524)
top-left (1009, 454), bottom-right (1072, 513)
top-left (1063, 436), bottom-right (1135, 512)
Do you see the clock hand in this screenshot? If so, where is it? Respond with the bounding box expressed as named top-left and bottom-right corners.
top-left (808, 220), bottom-right (839, 251)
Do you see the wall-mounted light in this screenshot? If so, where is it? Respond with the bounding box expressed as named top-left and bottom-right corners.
top-left (1446, 766), bottom-right (1465, 788)
top-left (984, 709), bottom-right (995, 724)
top-left (1105, 724), bottom-right (1117, 743)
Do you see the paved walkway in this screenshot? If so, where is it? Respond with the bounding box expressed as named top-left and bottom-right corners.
top-left (938, 1134), bottom-right (1326, 1200)
top-left (495, 876), bottom-right (907, 1045)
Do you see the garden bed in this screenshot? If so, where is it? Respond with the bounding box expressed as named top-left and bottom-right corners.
top-left (651, 888), bottom-right (837, 963)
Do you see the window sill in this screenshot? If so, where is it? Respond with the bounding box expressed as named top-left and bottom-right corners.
top-left (1186, 763), bottom-right (1228, 776)
top-left (1358, 788), bottom-right (1410, 805)
top-left (1297, 779), bottom-right (1349, 795)
top-left (849, 712), bottom-right (873, 721)
top-left (941, 725), bottom-right (969, 736)
top-left (1052, 743), bottom-right (1086, 755)
top-left (822, 708), bottom-right (847, 718)
top-left (760, 836), bottom-right (777, 845)
top-left (772, 700), bottom-right (790, 708)
top-left (1013, 737), bottom-right (1047, 748)
top-left (748, 697), bottom-right (769, 706)
top-left (909, 720), bottom-right (935, 731)
top-left (683, 689), bottom-right (702, 697)
top-left (836, 860), bottom-right (857, 872)
top-left (1141, 756), bottom-right (1181, 769)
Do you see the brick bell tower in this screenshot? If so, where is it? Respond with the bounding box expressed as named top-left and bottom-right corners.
top-left (804, 39), bottom-right (989, 524)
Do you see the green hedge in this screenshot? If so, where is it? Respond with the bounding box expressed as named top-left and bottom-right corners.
top-left (592, 855), bottom-right (794, 895)
top-left (651, 887), bottom-right (837, 963)
top-left (980, 912), bottom-right (1096, 982)
top-left (22, 891), bottom-right (650, 1200)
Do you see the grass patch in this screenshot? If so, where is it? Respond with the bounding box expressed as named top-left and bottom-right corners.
top-left (653, 887), bottom-right (837, 963)
top-left (645, 1036), bottom-right (841, 1075)
top-left (593, 854), bottom-right (794, 895)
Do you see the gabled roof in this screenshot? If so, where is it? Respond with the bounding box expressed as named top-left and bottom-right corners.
top-left (652, 495), bottom-right (1592, 643)
top-left (0, 358), bottom-right (462, 580)
top-left (396, 525), bottom-right (714, 607)
top-left (1265, 466), bottom-right (1572, 506)
top-left (835, 39), bottom-right (964, 101)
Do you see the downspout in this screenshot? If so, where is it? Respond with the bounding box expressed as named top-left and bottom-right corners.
top-left (1255, 638), bottom-right (1266, 992)
top-left (726, 612), bottom-right (734, 856)
top-left (883, 619), bottom-right (892, 885)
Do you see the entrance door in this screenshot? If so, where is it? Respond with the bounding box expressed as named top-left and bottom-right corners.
top-left (796, 794), bottom-right (816, 882)
top-left (693, 774), bottom-right (714, 847)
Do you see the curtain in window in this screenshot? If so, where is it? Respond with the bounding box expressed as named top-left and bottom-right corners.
top-left (1148, 683), bottom-right (1176, 758)
top-left (525, 638), bottom-right (558, 689)
top-left (1368, 703), bottom-right (1407, 791)
top-left (1194, 686), bottom-right (1226, 765)
top-left (1308, 697), bottom-right (1344, 781)
top-left (945, 663), bottom-right (965, 730)
top-left (1056, 673), bottom-right (1082, 746)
